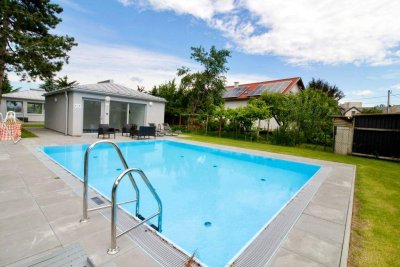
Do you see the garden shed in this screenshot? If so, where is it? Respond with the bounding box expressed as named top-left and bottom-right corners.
top-left (44, 80), bottom-right (166, 136)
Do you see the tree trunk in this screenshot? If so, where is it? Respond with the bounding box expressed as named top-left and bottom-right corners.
top-left (0, 8), bottom-right (10, 104)
top-left (256, 119), bottom-right (261, 141)
top-left (218, 118), bottom-right (222, 137)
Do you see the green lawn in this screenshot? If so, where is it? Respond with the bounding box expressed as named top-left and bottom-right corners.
top-left (182, 134), bottom-right (400, 267)
top-left (21, 128), bottom-right (37, 138)
top-left (22, 122), bottom-right (44, 128)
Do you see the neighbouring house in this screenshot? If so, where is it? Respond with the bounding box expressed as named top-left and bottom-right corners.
top-left (223, 77), bottom-right (304, 131)
top-left (340, 102), bottom-right (363, 117)
top-left (0, 89), bottom-right (45, 122)
top-left (43, 80), bottom-right (166, 136)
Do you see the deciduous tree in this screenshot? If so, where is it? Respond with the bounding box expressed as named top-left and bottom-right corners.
top-left (308, 78), bottom-right (345, 101)
top-left (178, 46), bottom-right (231, 114)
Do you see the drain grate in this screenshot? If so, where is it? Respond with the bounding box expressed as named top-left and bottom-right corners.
top-left (91, 196), bottom-right (105, 205)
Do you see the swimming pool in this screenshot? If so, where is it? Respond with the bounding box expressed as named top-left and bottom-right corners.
top-left (41, 140), bottom-right (320, 266)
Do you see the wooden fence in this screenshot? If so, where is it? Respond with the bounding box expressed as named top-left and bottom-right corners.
top-left (352, 114), bottom-right (400, 161)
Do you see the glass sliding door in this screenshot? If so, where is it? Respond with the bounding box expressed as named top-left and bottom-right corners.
top-left (109, 101), bottom-right (128, 130)
top-left (83, 99), bottom-right (101, 133)
top-left (129, 103), bottom-right (145, 127)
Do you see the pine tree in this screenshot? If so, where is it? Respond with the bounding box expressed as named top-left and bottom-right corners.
top-left (0, 0), bottom-right (77, 100)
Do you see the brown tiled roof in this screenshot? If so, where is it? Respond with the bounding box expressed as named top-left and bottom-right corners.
top-left (223, 77), bottom-right (304, 100)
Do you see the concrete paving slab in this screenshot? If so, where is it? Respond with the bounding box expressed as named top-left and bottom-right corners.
top-left (304, 201), bottom-right (347, 225)
top-left (34, 189), bottom-right (80, 207)
top-left (294, 214), bottom-right (345, 244)
top-left (281, 228), bottom-right (342, 267)
top-left (0, 186), bottom-right (32, 203)
top-left (311, 182), bottom-right (350, 211)
top-left (49, 212), bottom-right (110, 244)
top-left (78, 228), bottom-right (137, 266)
top-left (27, 179), bottom-right (70, 196)
top-left (39, 197), bottom-right (81, 223)
top-left (268, 247), bottom-right (326, 267)
top-left (0, 224), bottom-right (61, 266)
top-left (0, 208), bottom-right (48, 238)
top-left (0, 174), bottom-right (25, 188)
top-left (0, 197), bottom-right (38, 220)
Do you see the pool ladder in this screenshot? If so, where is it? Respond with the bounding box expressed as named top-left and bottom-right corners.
top-left (80, 140), bottom-right (162, 255)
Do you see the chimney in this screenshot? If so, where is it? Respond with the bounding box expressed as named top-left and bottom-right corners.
top-left (234, 82), bottom-right (239, 88)
top-left (98, 79), bottom-right (114, 84)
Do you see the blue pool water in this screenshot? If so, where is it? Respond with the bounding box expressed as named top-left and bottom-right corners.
top-left (41, 140), bottom-right (320, 266)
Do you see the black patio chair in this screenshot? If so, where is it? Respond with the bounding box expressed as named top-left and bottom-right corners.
top-left (129, 124), bottom-right (138, 137)
top-left (137, 126), bottom-right (156, 139)
top-left (98, 124), bottom-right (116, 139)
top-left (122, 124), bottom-right (132, 136)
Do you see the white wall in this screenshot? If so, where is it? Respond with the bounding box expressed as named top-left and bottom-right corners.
top-left (146, 101), bottom-right (165, 126)
top-left (45, 93), bottom-right (66, 133)
top-left (1, 98), bottom-right (45, 122)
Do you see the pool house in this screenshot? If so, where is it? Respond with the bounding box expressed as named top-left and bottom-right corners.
top-left (43, 80), bottom-right (166, 136)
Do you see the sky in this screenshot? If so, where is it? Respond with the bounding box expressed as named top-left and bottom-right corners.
top-left (9, 0), bottom-right (400, 106)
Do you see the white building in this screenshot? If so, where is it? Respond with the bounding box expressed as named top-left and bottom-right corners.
top-left (340, 102), bottom-right (363, 117)
top-left (44, 80), bottom-right (166, 136)
top-left (223, 77), bottom-right (304, 131)
top-left (0, 89), bottom-right (45, 122)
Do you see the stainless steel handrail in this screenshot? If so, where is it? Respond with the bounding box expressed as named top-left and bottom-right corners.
top-left (107, 168), bottom-right (163, 255)
top-left (80, 140), bottom-right (140, 223)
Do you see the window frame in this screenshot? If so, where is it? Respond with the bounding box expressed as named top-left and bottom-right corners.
top-left (6, 100), bottom-right (23, 113)
top-left (27, 102), bottom-right (44, 114)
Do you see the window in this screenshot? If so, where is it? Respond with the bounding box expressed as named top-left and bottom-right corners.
top-left (6, 101), bottom-right (23, 112)
top-left (27, 102), bottom-right (43, 114)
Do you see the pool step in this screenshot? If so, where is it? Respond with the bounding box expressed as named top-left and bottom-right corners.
top-left (25, 243), bottom-right (89, 267)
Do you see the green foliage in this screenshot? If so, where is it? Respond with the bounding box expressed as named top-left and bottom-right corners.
top-left (261, 92), bottom-right (291, 126)
top-left (246, 98), bottom-right (270, 140)
top-left (56, 75), bottom-right (78, 88)
top-left (39, 78), bottom-right (58, 92)
top-left (260, 89), bottom-right (339, 146)
top-left (308, 78), bottom-right (345, 101)
top-left (39, 75), bottom-right (77, 92)
top-left (287, 89), bottom-right (339, 145)
top-left (1, 73), bottom-right (18, 93)
top-left (150, 79), bottom-right (186, 119)
top-left (178, 46), bottom-right (231, 114)
top-left (212, 105), bottom-right (228, 137)
top-left (362, 106), bottom-right (383, 114)
top-left (0, 0), bottom-right (77, 97)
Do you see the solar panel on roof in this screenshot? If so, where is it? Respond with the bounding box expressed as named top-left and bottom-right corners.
top-left (223, 86), bottom-right (248, 98)
top-left (247, 81), bottom-right (291, 96)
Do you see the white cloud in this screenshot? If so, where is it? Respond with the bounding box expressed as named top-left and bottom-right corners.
top-left (391, 83), bottom-right (400, 90)
top-left (351, 90), bottom-right (374, 97)
top-left (55, 42), bottom-right (197, 90)
top-left (9, 43), bottom-right (194, 90)
top-left (126, 0), bottom-right (400, 65)
top-left (119, 0), bottom-right (234, 20)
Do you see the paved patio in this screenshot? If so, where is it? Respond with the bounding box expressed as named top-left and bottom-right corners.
top-left (0, 128), bottom-right (355, 267)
